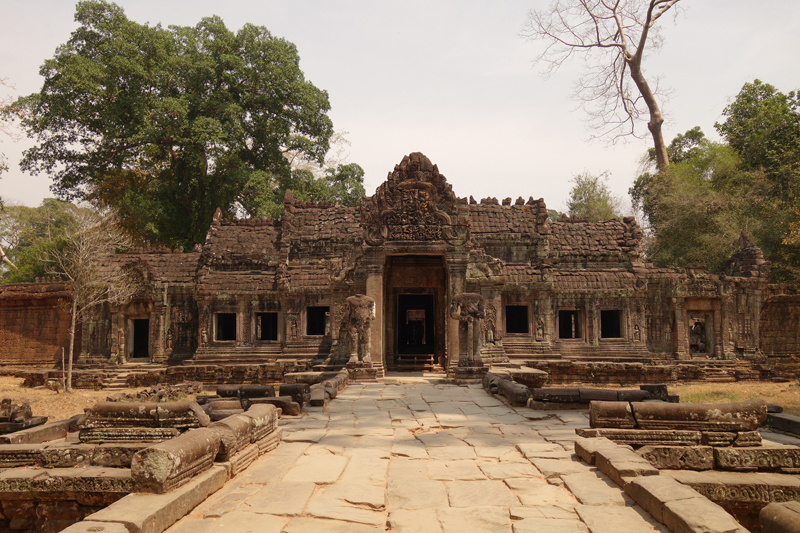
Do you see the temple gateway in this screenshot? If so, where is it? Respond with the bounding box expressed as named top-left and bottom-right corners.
top-left (1, 152), bottom-right (798, 376)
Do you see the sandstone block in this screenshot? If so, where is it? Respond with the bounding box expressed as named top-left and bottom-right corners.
top-left (248, 396), bottom-right (301, 416)
top-left (637, 446), bottom-right (714, 470)
top-left (589, 401), bottom-right (636, 429)
top-left (131, 427), bottom-right (220, 493)
top-left (715, 446), bottom-right (800, 472)
top-left (574, 437), bottom-right (620, 465)
top-left (594, 446), bottom-right (659, 486)
top-left (761, 501), bottom-right (800, 533)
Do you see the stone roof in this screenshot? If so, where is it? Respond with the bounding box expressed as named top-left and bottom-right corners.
top-left (554, 271), bottom-right (636, 291)
top-left (203, 218), bottom-right (281, 263)
top-left (196, 270), bottom-right (275, 294)
top-left (286, 205), bottom-right (362, 243)
top-left (468, 204), bottom-right (542, 235)
top-left (287, 265), bottom-right (331, 289)
top-left (504, 264), bottom-right (542, 283)
top-left (548, 218), bottom-right (641, 259)
top-left (107, 250), bottom-right (201, 284)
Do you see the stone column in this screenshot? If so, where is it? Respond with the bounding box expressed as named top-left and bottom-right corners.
top-left (365, 263), bottom-right (384, 365)
top-left (674, 299), bottom-right (689, 359)
top-left (448, 264), bottom-right (467, 368)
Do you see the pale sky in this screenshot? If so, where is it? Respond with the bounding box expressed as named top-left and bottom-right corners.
top-left (1, 1), bottom-right (799, 214)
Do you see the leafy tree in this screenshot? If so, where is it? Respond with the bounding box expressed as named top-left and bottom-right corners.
top-left (17, 1), bottom-right (340, 249)
top-left (0, 199), bottom-right (79, 282)
top-left (521, 0), bottom-right (681, 170)
top-left (566, 172), bottom-right (623, 222)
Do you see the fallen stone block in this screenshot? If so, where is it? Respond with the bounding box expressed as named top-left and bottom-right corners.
top-left (131, 427), bottom-right (220, 493)
top-left (240, 384), bottom-right (275, 399)
top-left (207, 399), bottom-right (243, 411)
top-left (590, 401), bottom-right (636, 429)
top-left (618, 390), bottom-right (652, 402)
top-left (579, 389), bottom-right (619, 402)
top-left (209, 415), bottom-right (252, 461)
top-left (761, 501), bottom-right (800, 533)
top-left (639, 384), bottom-right (669, 402)
top-left (574, 437), bottom-right (620, 465)
top-left (594, 446), bottom-right (659, 486)
top-left (75, 465), bottom-right (228, 533)
top-left (228, 443), bottom-right (259, 477)
top-left (254, 427), bottom-right (281, 456)
top-left (215, 385), bottom-right (241, 398)
top-left (309, 387), bottom-right (327, 407)
top-left (0, 414), bottom-right (79, 444)
top-left (0, 466), bottom-right (133, 494)
top-left (530, 388), bottom-right (580, 403)
top-left (278, 383), bottom-right (311, 406)
top-left (209, 409), bottom-right (245, 421)
top-left (40, 443), bottom-right (96, 467)
top-left (81, 402), bottom-right (210, 430)
top-left (715, 446), bottom-right (800, 472)
top-left (482, 371), bottom-right (511, 394)
top-left (247, 396), bottom-right (301, 416)
top-left (497, 379), bottom-right (530, 406)
top-left (577, 428), bottom-right (702, 447)
top-left (90, 443), bottom-right (150, 468)
top-left (766, 413), bottom-right (800, 436)
top-left (637, 445), bottom-right (714, 470)
top-left (634, 399), bottom-right (767, 432)
top-left (79, 427), bottom-right (179, 444)
top-left (240, 404), bottom-right (279, 442)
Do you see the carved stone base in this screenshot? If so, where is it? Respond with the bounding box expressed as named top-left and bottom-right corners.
top-left (453, 365), bottom-right (488, 385)
top-left (577, 428), bottom-right (762, 448)
top-left (346, 361), bottom-right (379, 382)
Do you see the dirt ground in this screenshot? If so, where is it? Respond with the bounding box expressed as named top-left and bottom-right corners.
top-left (1, 375), bottom-right (798, 422)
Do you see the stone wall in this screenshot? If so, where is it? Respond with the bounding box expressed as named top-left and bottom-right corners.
top-left (0, 283), bottom-right (80, 367)
top-left (760, 291), bottom-right (800, 358)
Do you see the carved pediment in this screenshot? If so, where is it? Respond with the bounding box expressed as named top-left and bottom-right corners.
top-left (360, 152), bottom-right (467, 246)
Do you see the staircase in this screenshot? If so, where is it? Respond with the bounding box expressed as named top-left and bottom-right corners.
top-left (556, 340), bottom-right (652, 362)
top-left (395, 353), bottom-right (437, 372)
top-left (185, 345), bottom-right (286, 365)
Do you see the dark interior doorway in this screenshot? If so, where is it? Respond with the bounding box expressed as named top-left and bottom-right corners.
top-left (132, 319), bottom-right (149, 359)
top-left (397, 294), bottom-right (435, 355)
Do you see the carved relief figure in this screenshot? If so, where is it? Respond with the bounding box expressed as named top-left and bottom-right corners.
top-left (166, 328), bottom-right (173, 350)
top-left (633, 324), bottom-right (641, 342)
top-left (450, 292), bottom-right (486, 366)
top-left (344, 294), bottom-right (376, 364)
top-left (536, 319), bottom-right (544, 341)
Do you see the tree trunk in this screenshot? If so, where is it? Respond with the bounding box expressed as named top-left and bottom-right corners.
top-left (627, 60), bottom-right (670, 171)
top-left (67, 298), bottom-right (77, 392)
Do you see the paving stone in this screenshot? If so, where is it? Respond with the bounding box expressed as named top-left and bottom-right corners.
top-left (389, 457), bottom-right (429, 480)
top-left (340, 457), bottom-right (389, 485)
top-left (306, 483), bottom-right (386, 526)
top-left (505, 477), bottom-right (579, 508)
top-left (343, 446), bottom-right (392, 459)
top-left (392, 441), bottom-right (430, 459)
top-left (202, 486), bottom-right (260, 518)
top-left (624, 474), bottom-right (708, 523)
top-left (474, 445), bottom-right (529, 461)
top-left (388, 479), bottom-right (449, 510)
top-left (316, 434), bottom-right (361, 453)
top-left (510, 506), bottom-right (579, 520)
top-left (513, 517), bottom-right (588, 533)
top-left (528, 457), bottom-right (594, 479)
top-left (445, 479), bottom-right (519, 507)
top-left (282, 454), bottom-right (349, 483)
top-left (594, 447), bottom-right (660, 486)
top-left (516, 442), bottom-right (566, 459)
top-left (663, 497), bottom-right (748, 533)
top-left (427, 445), bottom-right (477, 460)
top-left (283, 516), bottom-right (385, 532)
top-left (575, 504), bottom-right (666, 533)
top-left (562, 472), bottom-right (631, 506)
top-left (206, 511), bottom-right (288, 533)
top-left (427, 460), bottom-right (486, 481)
top-left (242, 481), bottom-right (315, 516)
top-left (478, 461), bottom-right (542, 479)
top-left (282, 429), bottom-right (327, 443)
top-left (388, 509), bottom-right (443, 533)
top-left (437, 506), bottom-right (511, 533)
top-left (415, 433), bottom-right (467, 447)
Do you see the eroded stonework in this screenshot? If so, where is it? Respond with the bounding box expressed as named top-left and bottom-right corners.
top-left (1, 152), bottom-right (798, 376)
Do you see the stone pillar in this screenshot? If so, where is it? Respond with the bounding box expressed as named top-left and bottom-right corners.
top-left (449, 264), bottom-right (467, 368)
top-left (674, 299), bottom-right (689, 359)
top-left (365, 263), bottom-right (384, 365)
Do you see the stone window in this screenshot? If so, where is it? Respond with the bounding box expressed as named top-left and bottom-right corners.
top-left (306, 306), bottom-right (329, 336)
top-left (256, 312), bottom-right (278, 341)
top-left (505, 305), bottom-right (529, 334)
top-left (215, 313), bottom-right (237, 341)
top-left (558, 310), bottom-right (582, 339)
top-left (600, 310), bottom-right (622, 338)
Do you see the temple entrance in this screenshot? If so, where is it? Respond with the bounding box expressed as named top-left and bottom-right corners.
top-left (398, 295), bottom-right (435, 354)
top-left (131, 319), bottom-right (149, 359)
top-left (384, 255), bottom-right (447, 371)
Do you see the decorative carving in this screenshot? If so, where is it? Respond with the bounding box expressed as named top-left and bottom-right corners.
top-left (360, 152), bottom-right (465, 246)
top-left (450, 293), bottom-right (485, 366)
top-left (342, 294), bottom-right (376, 364)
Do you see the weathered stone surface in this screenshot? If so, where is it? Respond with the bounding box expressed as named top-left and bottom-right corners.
top-left (0, 414), bottom-right (82, 444)
top-left (715, 446), bottom-right (800, 471)
top-left (0, 466), bottom-right (133, 494)
top-left (282, 454), bottom-right (348, 483)
top-left (305, 483), bottom-right (385, 526)
top-left (243, 481), bottom-right (315, 516)
top-left (589, 401), bottom-right (636, 429)
top-left (279, 384), bottom-right (311, 406)
top-left (283, 516), bottom-right (383, 532)
top-left (206, 399), bottom-right (243, 411)
top-left (577, 428), bottom-right (702, 447)
top-left (0, 444), bottom-right (44, 468)
top-left (575, 504), bottom-right (664, 533)
top-left (513, 517), bottom-right (588, 533)
top-left (761, 501), bottom-right (800, 533)
top-left (624, 473), bottom-right (708, 523)
top-left (496, 379), bottom-right (530, 406)
top-left (209, 415), bottom-right (252, 461)
top-left (445, 480), bottom-right (518, 507)
top-left (131, 427), bottom-right (220, 493)
top-left (388, 479), bottom-right (448, 510)
top-left (240, 403), bottom-right (278, 442)
top-left (505, 478), bottom-right (579, 507)
top-left (663, 497), bottom-right (749, 533)
top-left (637, 445), bottom-right (714, 470)
top-left (79, 427), bottom-right (179, 444)
top-left (81, 401), bottom-right (210, 430)
top-left (574, 437), bottom-right (620, 465)
top-left (482, 372), bottom-right (511, 394)
top-left (61, 522), bottom-right (131, 533)
top-left (594, 446), bottom-right (659, 486)
top-left (530, 388), bottom-right (581, 403)
top-left (388, 509), bottom-right (443, 533)
top-left (562, 472), bottom-right (631, 506)
top-left (85, 466), bottom-right (228, 533)
top-left (766, 413), bottom-right (800, 436)
top-left (247, 396), bottom-right (301, 416)
top-left (633, 399), bottom-right (767, 432)
top-left (437, 506), bottom-right (511, 533)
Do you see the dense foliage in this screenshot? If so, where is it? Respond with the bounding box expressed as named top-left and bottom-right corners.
top-left (17, 1), bottom-right (363, 249)
top-left (566, 172), bottom-right (623, 222)
top-left (630, 81), bottom-right (800, 281)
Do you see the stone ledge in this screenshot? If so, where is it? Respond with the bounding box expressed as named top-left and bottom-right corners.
top-left (594, 446), bottom-right (659, 486)
top-left (74, 465), bottom-right (228, 533)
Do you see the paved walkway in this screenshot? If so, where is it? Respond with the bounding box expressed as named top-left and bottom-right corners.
top-left (166, 382), bottom-right (670, 533)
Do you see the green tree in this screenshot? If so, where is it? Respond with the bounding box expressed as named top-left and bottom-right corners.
top-left (17, 1), bottom-right (338, 248)
top-left (0, 199), bottom-right (82, 282)
top-left (566, 172), bottom-right (623, 222)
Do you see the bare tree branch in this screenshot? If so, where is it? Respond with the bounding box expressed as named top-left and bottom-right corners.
top-left (521, 0), bottom-right (680, 170)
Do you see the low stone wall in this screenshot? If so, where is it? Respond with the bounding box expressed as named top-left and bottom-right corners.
top-left (526, 360), bottom-right (732, 384)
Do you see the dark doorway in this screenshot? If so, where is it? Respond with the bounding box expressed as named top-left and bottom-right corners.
top-left (306, 306), bottom-right (329, 336)
top-left (506, 305), bottom-right (530, 334)
top-left (397, 294), bottom-right (435, 355)
top-left (558, 310), bottom-right (582, 339)
top-left (216, 313), bottom-right (237, 341)
top-left (600, 310), bottom-right (622, 338)
top-left (132, 319), bottom-right (149, 359)
top-left (256, 312), bottom-right (278, 341)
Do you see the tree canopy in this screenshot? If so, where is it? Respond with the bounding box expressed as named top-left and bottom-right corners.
top-left (566, 172), bottom-right (624, 222)
top-left (17, 1), bottom-right (362, 249)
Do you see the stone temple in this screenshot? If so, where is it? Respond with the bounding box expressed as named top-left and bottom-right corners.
top-left (1, 152), bottom-right (799, 379)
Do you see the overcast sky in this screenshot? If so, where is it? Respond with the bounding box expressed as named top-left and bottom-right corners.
top-left (2, 1), bottom-right (799, 214)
